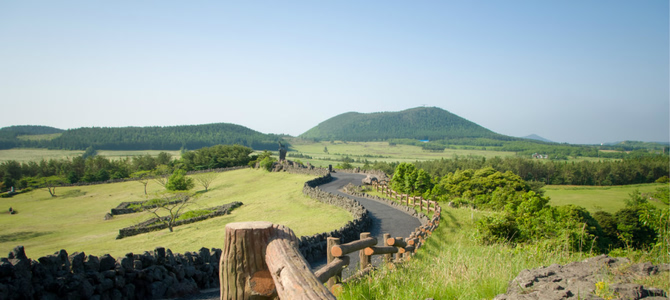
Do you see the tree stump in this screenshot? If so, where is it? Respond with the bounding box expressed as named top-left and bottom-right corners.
top-left (220, 221), bottom-right (276, 300)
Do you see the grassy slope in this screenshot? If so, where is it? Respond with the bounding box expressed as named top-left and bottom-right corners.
top-left (340, 206), bottom-right (591, 299)
top-left (545, 183), bottom-right (668, 213)
top-left (0, 169), bottom-right (352, 259)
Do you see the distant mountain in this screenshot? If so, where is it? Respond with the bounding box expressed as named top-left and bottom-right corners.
top-left (0, 123), bottom-right (284, 151)
top-left (0, 125), bottom-right (64, 135)
top-left (299, 107), bottom-right (509, 141)
top-left (522, 134), bottom-right (553, 143)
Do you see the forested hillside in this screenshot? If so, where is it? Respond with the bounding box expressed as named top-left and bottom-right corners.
top-left (0, 123), bottom-right (283, 151)
top-left (0, 125), bottom-right (64, 135)
top-left (299, 107), bottom-right (510, 141)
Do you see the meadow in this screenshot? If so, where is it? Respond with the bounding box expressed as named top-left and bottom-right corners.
top-left (0, 169), bottom-right (351, 259)
top-left (0, 148), bottom-right (182, 163)
top-left (289, 141), bottom-right (516, 168)
top-left (545, 183), bottom-right (667, 213)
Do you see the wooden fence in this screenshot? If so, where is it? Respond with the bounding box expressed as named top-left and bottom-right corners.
top-left (219, 185), bottom-right (442, 299)
top-left (372, 181), bottom-right (439, 213)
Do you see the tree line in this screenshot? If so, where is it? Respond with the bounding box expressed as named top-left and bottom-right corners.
top-left (413, 155), bottom-right (668, 186)
top-left (0, 144), bottom-right (257, 191)
top-left (387, 162), bottom-right (668, 254)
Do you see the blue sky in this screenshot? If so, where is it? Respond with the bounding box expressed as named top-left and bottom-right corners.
top-left (1, 1), bottom-right (668, 144)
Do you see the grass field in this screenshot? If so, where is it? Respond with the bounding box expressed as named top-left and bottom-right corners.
top-left (0, 148), bottom-right (182, 163)
top-left (545, 183), bottom-right (668, 214)
top-left (289, 141), bottom-right (517, 168)
top-left (0, 169), bottom-right (351, 259)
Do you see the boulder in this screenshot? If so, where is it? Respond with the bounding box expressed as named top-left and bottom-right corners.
top-left (362, 175), bottom-right (378, 185)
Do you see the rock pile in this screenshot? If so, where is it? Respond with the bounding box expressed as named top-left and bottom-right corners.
top-left (0, 245), bottom-right (221, 299)
top-left (494, 255), bottom-right (669, 300)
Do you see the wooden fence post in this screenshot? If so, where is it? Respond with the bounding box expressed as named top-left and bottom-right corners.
top-left (382, 233), bottom-right (392, 263)
top-left (394, 236), bottom-right (402, 262)
top-left (359, 232), bottom-right (371, 269)
top-left (220, 221), bottom-right (276, 300)
top-left (326, 237), bottom-right (341, 288)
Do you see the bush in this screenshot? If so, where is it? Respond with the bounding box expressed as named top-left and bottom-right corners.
top-left (166, 169), bottom-right (194, 191)
top-left (176, 209), bottom-right (214, 221)
top-left (259, 157), bottom-right (276, 172)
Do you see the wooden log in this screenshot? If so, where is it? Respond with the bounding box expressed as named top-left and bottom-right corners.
top-left (330, 236), bottom-right (377, 257)
top-left (326, 237), bottom-right (341, 288)
top-left (405, 245), bottom-right (415, 253)
top-left (382, 233), bottom-right (392, 263)
top-left (314, 256), bottom-right (350, 283)
top-left (265, 224), bottom-right (335, 299)
top-left (359, 232), bottom-right (371, 269)
top-left (406, 238), bottom-right (417, 246)
top-left (385, 237), bottom-right (407, 248)
top-left (363, 246), bottom-right (398, 256)
top-left (394, 237), bottom-right (402, 261)
top-left (220, 221), bottom-right (276, 300)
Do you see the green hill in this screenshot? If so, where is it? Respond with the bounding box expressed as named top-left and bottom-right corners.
top-left (0, 123), bottom-right (284, 151)
top-left (299, 107), bottom-right (508, 142)
top-left (0, 125), bottom-right (64, 135)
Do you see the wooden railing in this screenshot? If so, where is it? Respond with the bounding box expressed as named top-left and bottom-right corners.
top-left (219, 185), bottom-right (442, 299)
top-left (373, 182), bottom-right (438, 213)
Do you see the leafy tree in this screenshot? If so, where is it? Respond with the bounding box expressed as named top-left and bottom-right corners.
top-left (81, 146), bottom-right (97, 159)
top-left (42, 176), bottom-right (65, 197)
top-left (166, 169), bottom-right (194, 191)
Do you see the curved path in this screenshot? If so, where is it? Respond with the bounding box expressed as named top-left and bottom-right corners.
top-left (311, 172), bottom-right (422, 277)
top-left (180, 172), bottom-right (422, 299)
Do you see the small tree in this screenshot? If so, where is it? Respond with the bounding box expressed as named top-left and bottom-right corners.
top-left (43, 176), bottom-right (64, 197)
top-left (194, 172), bottom-right (217, 192)
top-left (152, 165), bottom-right (170, 188)
top-left (142, 193), bottom-right (191, 232)
top-left (166, 169), bottom-right (195, 191)
top-left (131, 170), bottom-right (152, 195)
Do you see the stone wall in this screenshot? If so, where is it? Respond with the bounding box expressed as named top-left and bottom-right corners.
top-left (0, 245), bottom-right (221, 300)
top-left (116, 202), bottom-right (243, 239)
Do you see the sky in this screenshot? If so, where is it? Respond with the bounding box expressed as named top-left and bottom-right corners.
top-left (1, 1), bottom-right (668, 145)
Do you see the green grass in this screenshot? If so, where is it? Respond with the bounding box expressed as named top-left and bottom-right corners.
top-left (0, 169), bottom-right (352, 259)
top-left (545, 183), bottom-right (669, 214)
top-left (339, 206), bottom-right (592, 299)
top-left (0, 148), bottom-right (182, 163)
top-left (290, 141), bottom-right (517, 168)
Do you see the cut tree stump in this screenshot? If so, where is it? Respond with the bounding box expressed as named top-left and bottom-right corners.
top-left (220, 221), bottom-right (276, 300)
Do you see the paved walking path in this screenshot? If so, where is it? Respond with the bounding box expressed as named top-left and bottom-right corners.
top-left (177, 172), bottom-right (422, 299)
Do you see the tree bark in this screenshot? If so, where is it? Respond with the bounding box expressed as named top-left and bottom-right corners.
top-left (220, 221), bottom-right (276, 300)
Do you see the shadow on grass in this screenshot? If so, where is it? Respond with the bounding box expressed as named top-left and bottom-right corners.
top-left (442, 209), bottom-right (462, 231)
top-left (0, 231), bottom-right (54, 243)
top-left (61, 189), bottom-right (87, 198)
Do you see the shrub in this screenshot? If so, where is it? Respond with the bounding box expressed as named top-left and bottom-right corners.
top-left (166, 169), bottom-right (194, 191)
top-left (259, 157), bottom-right (276, 172)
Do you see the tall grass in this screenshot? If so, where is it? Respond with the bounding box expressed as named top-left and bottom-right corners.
top-left (339, 207), bottom-right (591, 300)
